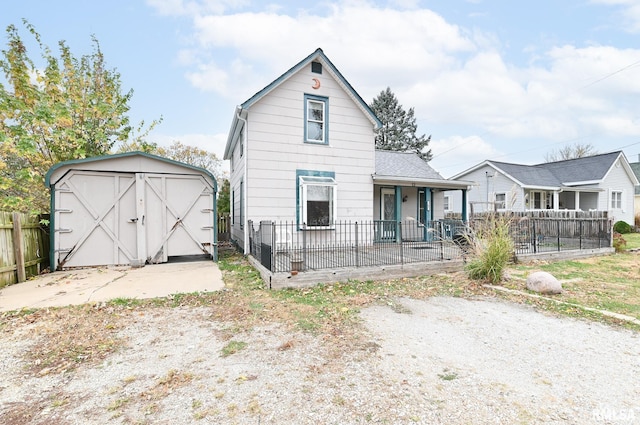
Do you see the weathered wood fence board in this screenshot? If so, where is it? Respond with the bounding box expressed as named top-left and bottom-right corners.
top-left (0, 211), bottom-right (50, 287)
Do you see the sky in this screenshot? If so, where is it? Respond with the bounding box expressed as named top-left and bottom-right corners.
top-left (3, 0), bottom-right (640, 178)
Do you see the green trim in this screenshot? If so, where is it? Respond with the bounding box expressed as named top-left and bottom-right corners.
top-left (49, 183), bottom-right (56, 271)
top-left (46, 151), bottom-right (219, 264)
top-left (240, 48), bottom-right (381, 129)
top-left (304, 93), bottom-right (329, 144)
top-left (45, 151), bottom-right (218, 193)
top-left (296, 169), bottom-right (335, 229)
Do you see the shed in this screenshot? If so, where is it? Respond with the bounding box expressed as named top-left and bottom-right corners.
top-left (45, 151), bottom-right (218, 270)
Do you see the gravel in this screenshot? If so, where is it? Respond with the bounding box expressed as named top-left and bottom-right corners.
top-left (1, 296), bottom-right (639, 424)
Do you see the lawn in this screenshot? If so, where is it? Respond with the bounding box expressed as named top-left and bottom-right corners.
top-left (623, 232), bottom-right (640, 250)
top-left (506, 249), bottom-right (640, 323)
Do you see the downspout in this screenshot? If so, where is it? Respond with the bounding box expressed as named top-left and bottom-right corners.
top-left (236, 109), bottom-right (249, 254)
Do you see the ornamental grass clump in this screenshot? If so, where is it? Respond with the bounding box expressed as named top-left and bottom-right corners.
top-left (465, 213), bottom-right (515, 284)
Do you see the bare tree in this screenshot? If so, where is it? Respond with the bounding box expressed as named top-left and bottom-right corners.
top-left (544, 143), bottom-right (598, 162)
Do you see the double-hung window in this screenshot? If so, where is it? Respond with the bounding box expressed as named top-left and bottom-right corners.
top-left (611, 191), bottom-right (622, 209)
top-left (304, 94), bottom-right (328, 144)
top-left (495, 192), bottom-right (506, 209)
top-left (299, 176), bottom-right (337, 228)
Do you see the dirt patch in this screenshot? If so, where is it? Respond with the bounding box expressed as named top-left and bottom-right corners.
top-left (2, 297), bottom-right (639, 424)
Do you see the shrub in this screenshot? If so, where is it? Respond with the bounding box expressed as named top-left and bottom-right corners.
top-left (613, 232), bottom-right (627, 253)
top-left (465, 214), bottom-right (515, 284)
top-left (613, 220), bottom-right (632, 234)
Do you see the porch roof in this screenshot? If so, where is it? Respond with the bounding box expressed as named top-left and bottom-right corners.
top-left (374, 150), bottom-right (471, 189)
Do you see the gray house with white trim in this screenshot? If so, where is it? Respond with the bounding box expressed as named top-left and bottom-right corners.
top-left (451, 151), bottom-right (638, 225)
top-left (224, 48), bottom-right (469, 253)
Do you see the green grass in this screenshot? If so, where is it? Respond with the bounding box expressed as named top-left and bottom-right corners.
top-left (220, 340), bottom-right (247, 357)
top-left (624, 232), bottom-right (640, 250)
top-left (507, 252), bottom-right (640, 324)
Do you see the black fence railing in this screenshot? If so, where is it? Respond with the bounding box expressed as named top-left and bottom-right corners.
top-left (248, 216), bottom-right (613, 273)
top-left (249, 220), bottom-right (468, 273)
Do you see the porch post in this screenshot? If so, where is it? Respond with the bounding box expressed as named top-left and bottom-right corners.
top-left (395, 186), bottom-right (402, 243)
top-left (461, 189), bottom-right (468, 222)
top-left (426, 189), bottom-right (433, 221)
top-left (553, 191), bottom-right (560, 210)
top-left (574, 192), bottom-right (580, 211)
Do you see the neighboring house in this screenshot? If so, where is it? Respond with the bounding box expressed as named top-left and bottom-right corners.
top-left (223, 48), bottom-right (469, 253)
top-left (451, 151), bottom-right (639, 225)
top-left (630, 159), bottom-right (640, 219)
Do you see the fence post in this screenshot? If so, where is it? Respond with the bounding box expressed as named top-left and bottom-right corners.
top-left (557, 220), bottom-right (561, 252)
top-left (579, 220), bottom-right (583, 250)
top-left (532, 220), bottom-right (537, 254)
top-left (399, 222), bottom-right (404, 265)
top-left (355, 222), bottom-right (359, 268)
top-left (12, 212), bottom-right (26, 283)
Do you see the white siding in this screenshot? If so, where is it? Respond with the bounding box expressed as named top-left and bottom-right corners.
top-left (229, 134), bottom-right (246, 248)
top-left (454, 166), bottom-right (524, 213)
top-left (599, 157), bottom-right (636, 224)
top-left (244, 64), bottom-right (375, 224)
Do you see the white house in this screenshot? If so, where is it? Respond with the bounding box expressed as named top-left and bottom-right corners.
top-left (450, 151), bottom-right (639, 225)
top-left (223, 48), bottom-right (469, 253)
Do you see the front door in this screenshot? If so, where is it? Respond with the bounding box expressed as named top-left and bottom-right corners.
top-left (380, 188), bottom-right (396, 240)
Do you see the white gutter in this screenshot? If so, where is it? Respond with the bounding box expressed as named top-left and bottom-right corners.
top-left (236, 109), bottom-right (250, 255)
top-left (372, 174), bottom-right (472, 189)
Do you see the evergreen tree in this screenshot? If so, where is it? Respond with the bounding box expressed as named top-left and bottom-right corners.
top-left (369, 87), bottom-right (432, 161)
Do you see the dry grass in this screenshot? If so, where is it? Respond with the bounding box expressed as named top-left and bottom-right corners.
top-left (506, 251), bottom-right (640, 325)
top-left (2, 245), bottom-right (638, 396)
top-left (2, 304), bottom-right (127, 376)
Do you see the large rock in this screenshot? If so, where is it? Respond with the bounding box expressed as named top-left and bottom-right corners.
top-left (526, 271), bottom-right (562, 294)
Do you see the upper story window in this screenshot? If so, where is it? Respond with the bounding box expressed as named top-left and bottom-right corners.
top-left (304, 94), bottom-right (328, 144)
top-left (239, 128), bottom-right (244, 158)
top-left (611, 191), bottom-right (622, 209)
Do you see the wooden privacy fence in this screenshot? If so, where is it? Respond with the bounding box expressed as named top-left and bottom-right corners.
top-left (0, 211), bottom-right (50, 287)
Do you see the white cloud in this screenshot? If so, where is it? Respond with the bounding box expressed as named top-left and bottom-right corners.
top-left (591, 0), bottom-right (640, 33)
top-left (430, 135), bottom-right (501, 177)
top-left (148, 0), bottom-right (640, 165)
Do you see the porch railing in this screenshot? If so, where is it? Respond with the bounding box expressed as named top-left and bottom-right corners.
top-left (249, 220), bottom-right (467, 273)
top-left (248, 216), bottom-right (612, 273)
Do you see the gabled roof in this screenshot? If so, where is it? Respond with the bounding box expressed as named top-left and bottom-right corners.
top-left (45, 151), bottom-right (217, 191)
top-left (223, 48), bottom-right (381, 160)
top-left (373, 150), bottom-right (470, 189)
top-left (453, 151), bottom-right (637, 189)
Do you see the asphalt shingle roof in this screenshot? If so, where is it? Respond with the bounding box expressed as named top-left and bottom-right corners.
top-left (488, 151), bottom-right (622, 187)
top-left (375, 150), bottom-right (445, 180)
top-left (630, 162), bottom-right (640, 195)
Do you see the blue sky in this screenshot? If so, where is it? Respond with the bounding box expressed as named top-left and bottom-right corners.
top-left (3, 0), bottom-right (640, 177)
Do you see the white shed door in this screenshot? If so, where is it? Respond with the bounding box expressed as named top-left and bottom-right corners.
top-left (54, 170), bottom-right (214, 269)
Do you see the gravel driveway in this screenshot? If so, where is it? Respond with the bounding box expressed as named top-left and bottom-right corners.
top-left (1, 296), bottom-right (639, 424)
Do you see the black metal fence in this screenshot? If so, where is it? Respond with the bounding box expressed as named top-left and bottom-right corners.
top-left (248, 216), bottom-right (612, 273)
top-left (249, 220), bottom-right (467, 273)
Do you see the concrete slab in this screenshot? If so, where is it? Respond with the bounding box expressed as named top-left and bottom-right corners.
top-left (0, 261), bottom-right (224, 312)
